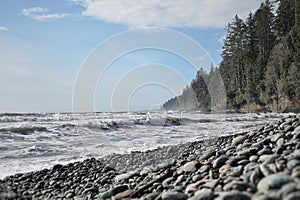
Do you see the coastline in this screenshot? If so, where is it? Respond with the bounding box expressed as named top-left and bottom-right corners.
top-left (1, 114), bottom-right (300, 199)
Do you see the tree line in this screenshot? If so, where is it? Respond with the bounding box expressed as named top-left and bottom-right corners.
top-left (163, 0), bottom-right (300, 112)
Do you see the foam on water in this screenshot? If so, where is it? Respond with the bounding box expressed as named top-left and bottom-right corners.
top-left (0, 111), bottom-right (289, 179)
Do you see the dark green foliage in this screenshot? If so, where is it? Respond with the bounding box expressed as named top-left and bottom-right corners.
top-left (164, 0), bottom-right (300, 112)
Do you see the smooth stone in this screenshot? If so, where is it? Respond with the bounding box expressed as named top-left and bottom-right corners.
top-left (65, 192), bottom-right (74, 198)
top-left (215, 191), bottom-right (251, 200)
top-left (181, 161), bottom-right (199, 173)
top-left (287, 159), bottom-right (300, 170)
top-left (244, 162), bottom-right (259, 173)
top-left (83, 186), bottom-right (98, 194)
top-left (52, 164), bottom-right (63, 171)
top-left (185, 184), bottom-right (198, 193)
top-left (199, 165), bottom-right (211, 173)
top-left (249, 155), bottom-right (258, 162)
top-left (284, 191), bottom-right (300, 200)
top-left (250, 167), bottom-right (262, 184)
top-left (262, 154), bottom-right (280, 165)
top-left (237, 159), bottom-right (249, 165)
top-left (192, 175), bottom-right (201, 182)
top-left (292, 166), bottom-right (300, 178)
top-left (173, 175), bottom-right (185, 186)
top-left (293, 132), bottom-right (300, 139)
top-left (140, 169), bottom-right (150, 176)
top-left (202, 179), bottom-right (219, 189)
top-left (293, 126), bottom-right (300, 134)
top-left (257, 148), bottom-right (273, 156)
top-left (213, 156), bottom-right (228, 169)
top-left (257, 173), bottom-right (294, 192)
top-left (285, 125), bottom-right (294, 132)
top-left (252, 194), bottom-right (274, 200)
top-left (268, 163), bottom-right (277, 173)
top-left (226, 156), bottom-right (248, 166)
top-left (162, 177), bottom-right (174, 188)
top-left (143, 192), bottom-right (161, 200)
top-left (232, 135), bottom-right (246, 146)
top-left (277, 138), bottom-right (285, 146)
top-left (219, 164), bottom-right (231, 175)
top-left (260, 164), bottom-right (273, 177)
top-left (190, 188), bottom-right (214, 200)
top-left (161, 191), bottom-right (188, 200)
top-left (258, 155), bottom-right (272, 163)
top-left (229, 165), bottom-right (243, 177)
top-left (271, 133), bottom-right (284, 142)
top-left (115, 170), bottom-right (139, 182)
top-left (100, 185), bottom-right (129, 199)
top-left (223, 180), bottom-right (249, 191)
top-left (293, 150), bottom-right (300, 158)
top-left (278, 182), bottom-right (298, 198)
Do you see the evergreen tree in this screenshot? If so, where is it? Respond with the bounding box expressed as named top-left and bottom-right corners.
top-left (275, 0), bottom-right (295, 36)
top-left (163, 0), bottom-right (300, 112)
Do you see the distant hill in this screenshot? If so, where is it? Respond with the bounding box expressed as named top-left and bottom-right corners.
top-left (163, 0), bottom-right (300, 113)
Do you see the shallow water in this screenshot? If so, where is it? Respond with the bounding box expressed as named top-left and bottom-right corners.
top-left (0, 111), bottom-right (289, 179)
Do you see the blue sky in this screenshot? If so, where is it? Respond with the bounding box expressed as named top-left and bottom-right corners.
top-left (0, 0), bottom-right (265, 112)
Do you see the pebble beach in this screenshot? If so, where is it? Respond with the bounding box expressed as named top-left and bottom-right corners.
top-left (1, 114), bottom-right (300, 200)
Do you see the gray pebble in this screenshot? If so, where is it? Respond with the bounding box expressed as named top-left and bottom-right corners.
top-left (257, 173), bottom-right (294, 192)
top-left (287, 159), bottom-right (300, 170)
top-left (189, 188), bottom-right (214, 200)
top-left (161, 191), bottom-right (188, 200)
top-left (215, 191), bottom-right (251, 200)
top-left (232, 135), bottom-right (246, 146)
top-left (213, 156), bottom-right (228, 169)
top-left (181, 161), bottom-right (199, 173)
top-left (199, 165), bottom-right (211, 173)
top-left (284, 191), bottom-right (300, 200)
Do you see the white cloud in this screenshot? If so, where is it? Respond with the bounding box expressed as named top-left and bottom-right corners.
top-left (0, 26), bottom-right (8, 31)
top-left (195, 53), bottom-right (209, 61)
top-left (22, 7), bottom-right (69, 21)
top-left (76, 0), bottom-right (264, 28)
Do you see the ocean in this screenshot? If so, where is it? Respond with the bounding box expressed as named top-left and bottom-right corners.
top-left (0, 111), bottom-right (288, 179)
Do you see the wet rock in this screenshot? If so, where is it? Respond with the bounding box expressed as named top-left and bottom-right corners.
top-left (278, 182), bottom-right (298, 198)
top-left (215, 191), bottom-right (251, 200)
top-left (293, 126), bottom-right (300, 134)
top-left (115, 170), bottom-right (139, 182)
top-left (162, 177), bottom-right (174, 188)
top-left (257, 173), bottom-right (294, 192)
top-left (257, 148), bottom-right (273, 156)
top-left (143, 192), bottom-right (161, 200)
top-left (100, 185), bottom-right (129, 199)
top-left (199, 165), bottom-right (211, 173)
top-left (213, 156), bottom-right (228, 169)
top-left (228, 165), bottom-right (243, 176)
top-left (249, 155), bottom-right (258, 162)
top-left (232, 135), bottom-right (246, 146)
top-left (161, 191), bottom-right (188, 200)
top-left (181, 161), bottom-right (199, 173)
top-left (190, 188), bottom-right (214, 200)
top-left (284, 191), bottom-right (300, 200)
top-left (223, 180), bottom-right (250, 191)
top-left (287, 159), bottom-right (300, 170)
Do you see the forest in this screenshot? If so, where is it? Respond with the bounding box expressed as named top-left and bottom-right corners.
top-left (163, 0), bottom-right (300, 112)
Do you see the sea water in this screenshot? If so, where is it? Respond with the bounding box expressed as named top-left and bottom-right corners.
top-left (0, 111), bottom-right (288, 179)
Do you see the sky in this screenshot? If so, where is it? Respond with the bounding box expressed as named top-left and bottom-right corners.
top-left (0, 0), bottom-right (265, 113)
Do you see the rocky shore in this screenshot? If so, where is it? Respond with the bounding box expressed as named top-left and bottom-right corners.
top-left (1, 114), bottom-right (300, 200)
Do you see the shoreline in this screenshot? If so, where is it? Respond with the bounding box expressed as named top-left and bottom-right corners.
top-left (1, 114), bottom-right (300, 199)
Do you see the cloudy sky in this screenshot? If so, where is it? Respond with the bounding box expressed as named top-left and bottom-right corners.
top-left (0, 0), bottom-right (265, 112)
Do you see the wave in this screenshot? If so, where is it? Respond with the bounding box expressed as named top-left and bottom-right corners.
top-left (79, 116), bottom-right (183, 131)
top-left (0, 126), bottom-right (48, 135)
